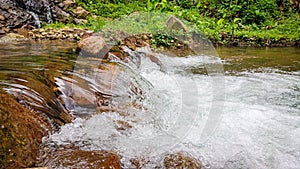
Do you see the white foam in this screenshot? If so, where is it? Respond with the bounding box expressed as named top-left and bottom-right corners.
top-left (44, 54), bottom-right (300, 169)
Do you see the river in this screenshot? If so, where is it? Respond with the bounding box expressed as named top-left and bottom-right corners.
top-left (0, 40), bottom-right (299, 168)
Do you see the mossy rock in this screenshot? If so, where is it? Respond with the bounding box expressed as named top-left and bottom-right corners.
top-left (0, 93), bottom-right (52, 168)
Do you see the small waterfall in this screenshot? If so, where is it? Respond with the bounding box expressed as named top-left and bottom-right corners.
top-left (43, 0), bottom-right (53, 23)
top-left (56, 47), bottom-right (154, 118)
top-left (28, 11), bottom-right (42, 28)
top-left (23, 0), bottom-right (53, 27)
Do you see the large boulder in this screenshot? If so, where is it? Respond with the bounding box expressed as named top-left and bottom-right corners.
top-left (77, 35), bottom-right (110, 58)
top-left (0, 93), bottom-right (52, 168)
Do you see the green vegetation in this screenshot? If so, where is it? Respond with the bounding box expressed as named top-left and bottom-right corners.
top-left (47, 0), bottom-right (300, 46)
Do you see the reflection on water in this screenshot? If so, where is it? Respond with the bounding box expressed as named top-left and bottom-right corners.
top-left (217, 47), bottom-right (300, 73)
top-left (0, 41), bottom-right (299, 169)
top-left (0, 40), bottom-right (77, 125)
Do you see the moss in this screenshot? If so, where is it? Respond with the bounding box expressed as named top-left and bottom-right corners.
top-left (0, 94), bottom-right (52, 168)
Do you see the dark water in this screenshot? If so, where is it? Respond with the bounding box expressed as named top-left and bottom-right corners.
top-left (0, 41), bottom-right (299, 168)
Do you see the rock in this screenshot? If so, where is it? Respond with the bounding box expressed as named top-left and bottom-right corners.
top-left (40, 148), bottom-right (121, 169)
top-left (14, 28), bottom-right (30, 37)
top-left (0, 3), bottom-right (35, 28)
top-left (0, 93), bottom-right (52, 168)
top-left (0, 33), bottom-right (27, 43)
top-left (77, 35), bottom-right (109, 58)
top-left (166, 16), bottom-right (188, 32)
top-left (57, 2), bottom-right (64, 8)
top-left (164, 152), bottom-right (202, 169)
top-left (51, 5), bottom-right (70, 22)
top-left (73, 6), bottom-right (90, 18)
top-left (0, 0), bottom-right (54, 28)
top-left (0, 15), bottom-right (5, 21)
top-left (115, 120), bottom-right (133, 131)
top-left (0, 0), bottom-right (78, 28)
top-left (0, 29), bottom-right (5, 35)
top-left (63, 0), bottom-right (75, 10)
top-left (73, 18), bottom-right (88, 25)
top-left (2, 27), bottom-right (10, 32)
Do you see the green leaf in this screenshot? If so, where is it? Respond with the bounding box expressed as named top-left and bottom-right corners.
top-left (233, 18), bottom-right (241, 23)
top-left (217, 18), bottom-right (224, 26)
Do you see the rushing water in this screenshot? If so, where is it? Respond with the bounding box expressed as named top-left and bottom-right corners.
top-left (0, 41), bottom-right (299, 168)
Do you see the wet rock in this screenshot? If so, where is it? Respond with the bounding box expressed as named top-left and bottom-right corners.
top-left (40, 148), bottom-right (121, 169)
top-left (0, 93), bottom-right (52, 168)
top-left (115, 120), bottom-right (133, 131)
top-left (164, 152), bottom-right (202, 169)
top-left (130, 158), bottom-right (150, 169)
top-left (77, 35), bottom-right (109, 58)
top-left (73, 6), bottom-right (90, 18)
top-left (0, 0), bottom-right (83, 28)
top-left (0, 0), bottom-right (55, 28)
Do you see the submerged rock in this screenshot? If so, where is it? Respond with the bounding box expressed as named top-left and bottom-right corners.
top-left (40, 147), bottom-right (121, 169)
top-left (164, 152), bottom-right (202, 169)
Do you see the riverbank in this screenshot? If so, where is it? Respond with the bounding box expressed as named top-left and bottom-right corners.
top-left (0, 26), bottom-right (299, 48)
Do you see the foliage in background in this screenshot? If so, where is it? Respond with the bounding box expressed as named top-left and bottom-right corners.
top-left (47, 0), bottom-right (300, 45)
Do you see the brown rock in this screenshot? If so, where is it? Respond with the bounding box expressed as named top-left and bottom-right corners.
top-left (14, 28), bottom-right (30, 37)
top-left (130, 158), bottom-right (150, 169)
top-left (77, 35), bottom-right (109, 58)
top-left (41, 148), bottom-right (121, 169)
top-left (2, 27), bottom-right (10, 33)
top-left (115, 120), bottom-right (133, 131)
top-left (63, 0), bottom-right (75, 9)
top-left (73, 6), bottom-right (90, 18)
top-left (0, 15), bottom-right (5, 21)
top-left (0, 94), bottom-right (52, 168)
top-left (0, 29), bottom-right (6, 35)
top-left (164, 152), bottom-right (202, 169)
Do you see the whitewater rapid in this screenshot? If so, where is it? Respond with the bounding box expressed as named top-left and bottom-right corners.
top-left (44, 53), bottom-right (300, 169)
